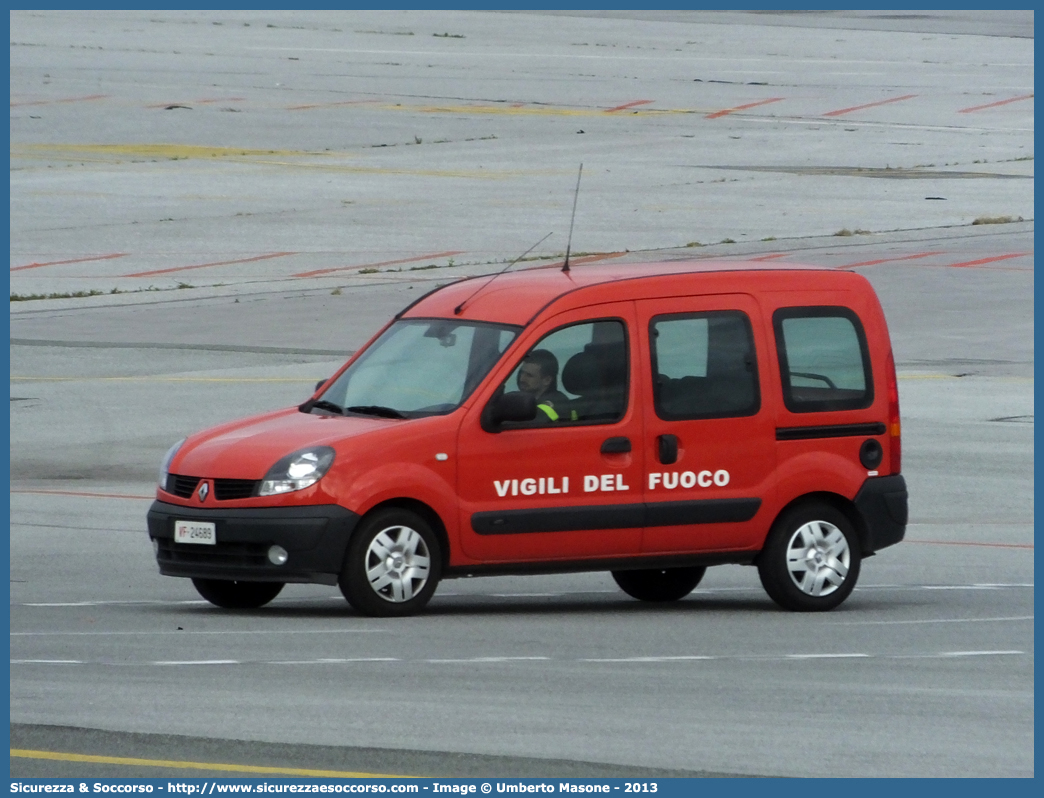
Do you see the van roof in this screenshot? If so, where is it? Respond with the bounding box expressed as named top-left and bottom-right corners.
top-left (400, 259), bottom-right (866, 327)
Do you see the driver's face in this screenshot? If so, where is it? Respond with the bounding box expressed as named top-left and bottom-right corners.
top-left (517, 362), bottom-right (551, 396)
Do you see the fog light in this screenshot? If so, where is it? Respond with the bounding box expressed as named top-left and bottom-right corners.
top-left (268, 545), bottom-right (289, 566)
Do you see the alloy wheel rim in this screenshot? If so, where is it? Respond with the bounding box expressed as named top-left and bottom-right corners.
top-left (365, 525), bottom-right (431, 603)
top-left (785, 520), bottom-right (850, 597)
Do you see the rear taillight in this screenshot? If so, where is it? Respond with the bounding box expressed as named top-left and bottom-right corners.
top-left (886, 349), bottom-right (901, 474)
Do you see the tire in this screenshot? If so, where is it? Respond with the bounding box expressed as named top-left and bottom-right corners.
top-left (191, 578), bottom-right (284, 609)
top-left (339, 508), bottom-right (442, 617)
top-left (611, 566), bottom-right (706, 602)
top-left (757, 502), bottom-right (861, 612)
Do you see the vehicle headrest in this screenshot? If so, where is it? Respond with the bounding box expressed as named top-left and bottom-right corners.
top-left (562, 344), bottom-right (627, 395)
top-left (562, 351), bottom-right (600, 395)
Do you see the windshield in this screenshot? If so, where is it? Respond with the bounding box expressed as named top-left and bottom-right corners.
top-left (317, 319), bottom-right (520, 418)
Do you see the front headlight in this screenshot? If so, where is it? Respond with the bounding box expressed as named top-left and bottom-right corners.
top-left (259, 446), bottom-right (336, 496)
top-left (159, 438), bottom-right (186, 490)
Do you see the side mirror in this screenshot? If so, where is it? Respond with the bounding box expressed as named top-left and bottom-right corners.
top-left (315, 379), bottom-right (328, 393)
top-left (482, 391), bottom-right (537, 431)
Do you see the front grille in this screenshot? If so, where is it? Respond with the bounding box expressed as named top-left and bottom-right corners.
top-left (214, 479), bottom-right (259, 501)
top-left (156, 538), bottom-right (268, 568)
top-left (167, 474), bottom-right (201, 499)
top-left (165, 474), bottom-right (259, 501)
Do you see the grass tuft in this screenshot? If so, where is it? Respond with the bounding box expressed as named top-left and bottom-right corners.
top-left (972, 215), bottom-right (1024, 225)
top-left (12, 289), bottom-right (107, 301)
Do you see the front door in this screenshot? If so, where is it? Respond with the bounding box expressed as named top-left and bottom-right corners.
top-left (457, 303), bottom-right (646, 563)
top-left (636, 294), bottom-right (776, 554)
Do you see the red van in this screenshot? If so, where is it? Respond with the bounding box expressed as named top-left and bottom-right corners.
top-left (147, 261), bottom-right (907, 616)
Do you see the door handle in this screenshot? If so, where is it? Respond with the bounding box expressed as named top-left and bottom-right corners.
top-left (658, 434), bottom-right (678, 465)
top-left (601, 436), bottom-right (632, 454)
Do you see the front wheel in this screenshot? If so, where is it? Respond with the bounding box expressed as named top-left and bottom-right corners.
top-left (339, 508), bottom-right (442, 617)
top-left (191, 578), bottom-right (284, 609)
top-left (757, 502), bottom-right (861, 611)
top-left (611, 566), bottom-right (706, 602)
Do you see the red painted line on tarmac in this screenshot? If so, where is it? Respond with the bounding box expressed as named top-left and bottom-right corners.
top-left (144, 98), bottom-right (245, 109)
top-left (124, 252), bottom-right (297, 278)
top-left (605, 100), bottom-right (653, 113)
top-left (822, 94), bottom-right (917, 117)
top-left (747, 253), bottom-right (790, 262)
top-left (705, 98), bottom-right (784, 119)
top-left (836, 251), bottom-right (945, 269)
top-left (907, 540), bottom-right (1033, 550)
top-left (11, 253), bottom-right (128, 272)
top-left (958, 94), bottom-right (1034, 113)
top-left (10, 94), bottom-right (107, 107)
top-left (947, 252), bottom-right (1033, 269)
top-left (295, 251), bottom-right (466, 279)
top-left (11, 489), bottom-right (152, 501)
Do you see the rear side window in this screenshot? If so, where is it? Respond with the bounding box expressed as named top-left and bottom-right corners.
top-left (650, 311), bottom-right (759, 420)
top-left (774, 307), bottom-right (873, 413)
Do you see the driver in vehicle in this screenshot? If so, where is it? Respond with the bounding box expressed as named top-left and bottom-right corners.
top-left (517, 349), bottom-right (570, 422)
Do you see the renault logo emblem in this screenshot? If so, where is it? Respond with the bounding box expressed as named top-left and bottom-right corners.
top-left (197, 481), bottom-right (209, 503)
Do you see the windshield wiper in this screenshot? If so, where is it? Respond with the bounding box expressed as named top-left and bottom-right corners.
top-left (345, 405), bottom-right (407, 420)
top-left (302, 399), bottom-right (345, 415)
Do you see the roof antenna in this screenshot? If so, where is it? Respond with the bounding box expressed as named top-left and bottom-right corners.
top-left (453, 231), bottom-right (553, 315)
top-left (562, 163), bottom-right (583, 273)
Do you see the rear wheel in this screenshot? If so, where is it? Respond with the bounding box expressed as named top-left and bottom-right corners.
top-left (191, 578), bottom-right (284, 609)
top-left (339, 508), bottom-right (442, 617)
top-left (611, 566), bottom-right (706, 602)
top-left (758, 502), bottom-right (861, 611)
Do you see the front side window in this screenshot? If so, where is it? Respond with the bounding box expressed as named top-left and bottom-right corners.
top-left (774, 307), bottom-right (873, 413)
top-left (497, 319), bottom-right (629, 425)
top-left (651, 311), bottom-right (759, 420)
top-left (319, 319), bottom-right (519, 418)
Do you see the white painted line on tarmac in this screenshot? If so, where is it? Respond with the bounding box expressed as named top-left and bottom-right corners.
top-left (580, 656), bottom-right (715, 662)
top-left (10, 659), bottom-right (83, 664)
top-left (470, 656), bottom-right (551, 662)
top-left (424, 656), bottom-right (551, 663)
top-left (489, 592), bottom-right (565, 597)
top-left (152, 660), bottom-right (241, 666)
top-left (268, 658), bottom-right (400, 665)
top-left (20, 596), bottom-right (347, 607)
top-left (12, 583), bottom-right (1034, 611)
top-left (22, 600), bottom-right (211, 607)
top-left (855, 583), bottom-right (1034, 591)
top-left (10, 629), bottom-right (387, 636)
top-left (828, 615), bottom-right (1033, 626)
top-left (13, 651), bottom-right (1028, 668)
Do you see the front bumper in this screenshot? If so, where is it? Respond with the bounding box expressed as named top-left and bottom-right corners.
top-left (147, 501), bottom-right (360, 585)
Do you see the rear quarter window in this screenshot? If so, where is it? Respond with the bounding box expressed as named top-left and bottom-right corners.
top-left (773, 306), bottom-right (873, 413)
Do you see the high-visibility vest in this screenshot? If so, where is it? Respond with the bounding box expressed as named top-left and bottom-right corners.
top-left (536, 403), bottom-right (559, 422)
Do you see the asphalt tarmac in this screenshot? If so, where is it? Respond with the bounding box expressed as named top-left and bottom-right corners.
top-left (9, 10), bottom-right (1034, 779)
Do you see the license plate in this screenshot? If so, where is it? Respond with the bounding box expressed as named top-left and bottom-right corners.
top-left (174, 520), bottom-right (216, 545)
